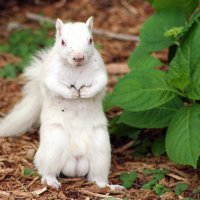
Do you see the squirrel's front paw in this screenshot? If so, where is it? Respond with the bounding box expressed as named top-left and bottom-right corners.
top-left (79, 86), bottom-right (94, 98)
top-left (68, 86), bottom-right (79, 99)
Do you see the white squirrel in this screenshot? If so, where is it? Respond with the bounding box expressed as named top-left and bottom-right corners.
top-left (0, 17), bottom-right (122, 190)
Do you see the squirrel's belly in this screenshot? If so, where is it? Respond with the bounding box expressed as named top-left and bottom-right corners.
top-left (61, 156), bottom-right (89, 177)
top-left (61, 128), bottom-right (92, 177)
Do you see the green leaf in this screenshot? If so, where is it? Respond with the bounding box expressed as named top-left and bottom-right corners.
top-left (109, 122), bottom-right (141, 139)
top-left (111, 69), bottom-right (177, 112)
top-left (166, 104), bottom-right (200, 168)
top-left (153, 184), bottom-right (165, 195)
top-left (179, 10), bottom-right (200, 43)
top-left (119, 171), bottom-right (137, 189)
top-left (119, 97), bottom-right (182, 128)
top-left (40, 21), bottom-right (55, 30)
top-left (164, 26), bottom-right (184, 38)
top-left (140, 8), bottom-right (186, 52)
top-left (23, 168), bottom-right (37, 177)
top-left (0, 44), bottom-right (9, 52)
top-left (152, 0), bottom-right (199, 18)
top-left (128, 46), bottom-right (163, 70)
top-left (0, 64), bottom-right (17, 78)
top-left (153, 173), bottom-right (165, 181)
top-left (187, 64), bottom-right (200, 100)
top-left (133, 137), bottom-right (152, 155)
top-left (151, 135), bottom-right (166, 156)
top-left (175, 183), bottom-right (189, 195)
top-left (103, 92), bottom-right (115, 111)
top-left (142, 179), bottom-right (157, 190)
top-left (168, 49), bottom-right (191, 92)
top-left (169, 23), bottom-right (200, 97)
top-left (95, 43), bottom-right (103, 50)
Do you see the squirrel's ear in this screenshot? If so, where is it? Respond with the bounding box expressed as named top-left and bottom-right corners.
top-left (86, 16), bottom-right (94, 33)
top-left (56, 18), bottom-right (64, 37)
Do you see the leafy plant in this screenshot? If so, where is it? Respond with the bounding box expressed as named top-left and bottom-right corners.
top-left (0, 22), bottom-right (54, 78)
top-left (143, 169), bottom-right (168, 180)
top-left (105, 0), bottom-right (200, 167)
top-left (0, 64), bottom-right (17, 78)
top-left (119, 171), bottom-right (137, 189)
top-left (175, 182), bottom-right (189, 195)
top-left (142, 169), bottom-right (170, 195)
top-left (151, 135), bottom-right (166, 156)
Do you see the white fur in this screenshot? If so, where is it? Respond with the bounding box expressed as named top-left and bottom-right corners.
top-left (0, 17), bottom-right (119, 189)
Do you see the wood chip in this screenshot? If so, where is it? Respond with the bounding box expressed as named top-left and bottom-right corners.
top-left (57, 191), bottom-right (67, 200)
top-left (0, 190), bottom-right (10, 197)
top-left (32, 186), bottom-right (47, 196)
top-left (26, 176), bottom-right (39, 189)
top-left (106, 63), bottom-right (130, 74)
top-left (79, 189), bottom-right (113, 198)
top-left (11, 190), bottom-right (31, 197)
top-left (113, 141), bottom-right (134, 153)
top-left (167, 173), bottom-right (190, 184)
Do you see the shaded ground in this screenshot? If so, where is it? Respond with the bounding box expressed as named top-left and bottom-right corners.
top-left (0, 0), bottom-right (200, 199)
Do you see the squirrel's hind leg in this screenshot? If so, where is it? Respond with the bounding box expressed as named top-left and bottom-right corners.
top-left (87, 125), bottom-right (125, 190)
top-left (34, 124), bottom-right (68, 189)
top-left (87, 125), bottom-right (111, 187)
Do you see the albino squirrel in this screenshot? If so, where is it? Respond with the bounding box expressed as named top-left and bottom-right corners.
top-left (0, 17), bottom-right (122, 190)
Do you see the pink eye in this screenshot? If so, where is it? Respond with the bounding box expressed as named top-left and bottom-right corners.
top-left (61, 39), bottom-right (66, 46)
top-left (89, 38), bottom-right (92, 44)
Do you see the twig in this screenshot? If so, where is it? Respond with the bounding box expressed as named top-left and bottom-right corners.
top-left (158, 164), bottom-right (191, 179)
top-left (26, 176), bottom-right (39, 189)
top-left (167, 173), bottom-right (190, 184)
top-left (113, 140), bottom-right (134, 153)
top-left (92, 29), bottom-right (139, 42)
top-left (26, 12), bottom-right (55, 24)
top-left (120, 1), bottom-right (138, 15)
top-left (54, 0), bottom-right (67, 8)
top-left (7, 22), bottom-right (28, 31)
top-left (79, 189), bottom-right (113, 198)
top-left (26, 12), bottom-right (139, 42)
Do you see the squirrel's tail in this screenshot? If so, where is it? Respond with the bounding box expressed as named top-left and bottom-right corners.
top-left (0, 51), bottom-right (46, 137)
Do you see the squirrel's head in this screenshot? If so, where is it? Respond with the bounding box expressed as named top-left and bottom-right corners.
top-left (55, 17), bottom-right (94, 67)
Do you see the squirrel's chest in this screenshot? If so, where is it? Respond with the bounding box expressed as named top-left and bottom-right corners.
top-left (60, 67), bottom-right (93, 89)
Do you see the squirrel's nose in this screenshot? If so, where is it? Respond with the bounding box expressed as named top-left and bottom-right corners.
top-left (73, 54), bottom-right (84, 62)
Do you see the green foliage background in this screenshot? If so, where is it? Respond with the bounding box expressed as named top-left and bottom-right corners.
top-left (105, 0), bottom-right (200, 168)
top-left (0, 22), bottom-right (54, 78)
